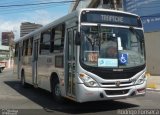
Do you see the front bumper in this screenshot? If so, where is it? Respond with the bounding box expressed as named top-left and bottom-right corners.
top-left (76, 80), bottom-right (146, 103)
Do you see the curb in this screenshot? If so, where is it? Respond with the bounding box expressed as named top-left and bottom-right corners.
top-left (146, 88), bottom-right (160, 92)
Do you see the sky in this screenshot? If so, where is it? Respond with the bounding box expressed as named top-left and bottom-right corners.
top-left (0, 0), bottom-right (71, 40)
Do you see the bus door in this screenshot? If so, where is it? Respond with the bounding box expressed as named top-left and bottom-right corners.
top-left (66, 28), bottom-right (77, 97)
top-left (32, 39), bottom-right (39, 87)
top-left (18, 43), bottom-right (22, 79)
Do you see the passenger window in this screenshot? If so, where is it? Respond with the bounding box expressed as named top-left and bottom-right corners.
top-left (15, 43), bottom-right (18, 57)
top-left (52, 24), bottom-right (65, 53)
top-left (28, 37), bottom-right (33, 56)
top-left (40, 29), bottom-right (51, 55)
top-left (23, 39), bottom-right (29, 56)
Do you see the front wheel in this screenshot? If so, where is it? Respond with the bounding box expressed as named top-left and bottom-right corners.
top-left (52, 79), bottom-right (63, 102)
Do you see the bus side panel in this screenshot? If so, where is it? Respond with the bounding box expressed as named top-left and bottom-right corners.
top-left (22, 56), bottom-right (32, 84)
top-left (13, 57), bottom-right (18, 76)
top-left (37, 55), bottom-right (53, 91)
top-left (37, 54), bottom-right (65, 94)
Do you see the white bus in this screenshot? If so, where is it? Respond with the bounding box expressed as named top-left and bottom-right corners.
top-left (14, 8), bottom-right (147, 103)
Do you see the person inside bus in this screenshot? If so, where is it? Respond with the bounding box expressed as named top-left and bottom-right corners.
top-left (82, 32), bottom-right (99, 64)
top-left (100, 33), bottom-right (117, 58)
top-left (117, 31), bottom-right (128, 50)
top-left (82, 33), bottom-right (99, 53)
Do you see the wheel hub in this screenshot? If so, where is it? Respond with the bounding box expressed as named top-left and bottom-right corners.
top-left (55, 84), bottom-right (61, 96)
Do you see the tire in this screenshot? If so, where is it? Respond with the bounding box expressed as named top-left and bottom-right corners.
top-left (52, 78), bottom-right (63, 102)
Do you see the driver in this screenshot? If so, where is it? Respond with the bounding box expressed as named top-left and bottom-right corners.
top-left (106, 46), bottom-right (117, 58)
top-left (100, 34), bottom-right (117, 58)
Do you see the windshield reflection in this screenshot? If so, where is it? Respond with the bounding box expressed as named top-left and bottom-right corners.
top-left (80, 26), bottom-right (145, 68)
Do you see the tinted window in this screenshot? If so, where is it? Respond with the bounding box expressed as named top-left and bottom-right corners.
top-left (23, 39), bottom-right (29, 56)
top-left (28, 38), bottom-right (33, 56)
top-left (52, 24), bottom-right (65, 53)
top-left (40, 30), bottom-right (51, 55)
top-left (15, 43), bottom-right (18, 57)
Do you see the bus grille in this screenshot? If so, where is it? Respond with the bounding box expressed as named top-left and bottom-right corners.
top-left (100, 81), bottom-right (133, 88)
top-left (91, 70), bottom-right (137, 79)
top-left (101, 81), bottom-right (132, 85)
top-left (105, 89), bottom-right (129, 95)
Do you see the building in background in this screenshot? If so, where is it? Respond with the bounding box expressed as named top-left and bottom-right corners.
top-left (123, 0), bottom-right (160, 33)
top-left (69, 0), bottom-right (123, 12)
top-left (0, 31), bottom-right (14, 68)
top-left (20, 22), bottom-right (42, 37)
top-left (1, 32), bottom-right (14, 47)
top-left (0, 46), bottom-right (9, 61)
top-left (70, 0), bottom-right (160, 75)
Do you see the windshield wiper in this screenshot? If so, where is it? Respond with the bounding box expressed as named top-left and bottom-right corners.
top-left (129, 26), bottom-right (136, 34)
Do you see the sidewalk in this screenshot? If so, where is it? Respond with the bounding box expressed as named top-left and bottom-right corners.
top-left (146, 75), bottom-right (160, 91)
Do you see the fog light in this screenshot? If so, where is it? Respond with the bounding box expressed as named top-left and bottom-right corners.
top-left (137, 88), bottom-right (145, 93)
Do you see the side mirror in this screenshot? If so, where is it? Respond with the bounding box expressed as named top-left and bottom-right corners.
top-left (75, 32), bottom-right (81, 45)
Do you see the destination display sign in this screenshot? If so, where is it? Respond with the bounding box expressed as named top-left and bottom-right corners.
top-left (81, 11), bottom-right (142, 27)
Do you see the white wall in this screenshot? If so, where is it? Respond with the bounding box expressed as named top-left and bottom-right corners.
top-left (145, 31), bottom-right (160, 75)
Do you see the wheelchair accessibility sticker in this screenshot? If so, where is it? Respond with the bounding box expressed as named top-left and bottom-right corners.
top-left (119, 53), bottom-right (128, 64)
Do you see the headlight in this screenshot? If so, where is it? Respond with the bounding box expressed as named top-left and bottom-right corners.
top-left (79, 73), bottom-right (99, 87)
top-left (135, 73), bottom-right (146, 85)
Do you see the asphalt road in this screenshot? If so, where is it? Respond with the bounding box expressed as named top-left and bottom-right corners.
top-left (0, 68), bottom-right (160, 115)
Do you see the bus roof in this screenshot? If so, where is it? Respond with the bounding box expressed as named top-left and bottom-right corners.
top-left (15, 8), bottom-right (139, 43)
top-left (79, 8), bottom-right (139, 17)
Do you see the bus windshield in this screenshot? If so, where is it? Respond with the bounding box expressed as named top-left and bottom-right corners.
top-left (80, 26), bottom-right (145, 68)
